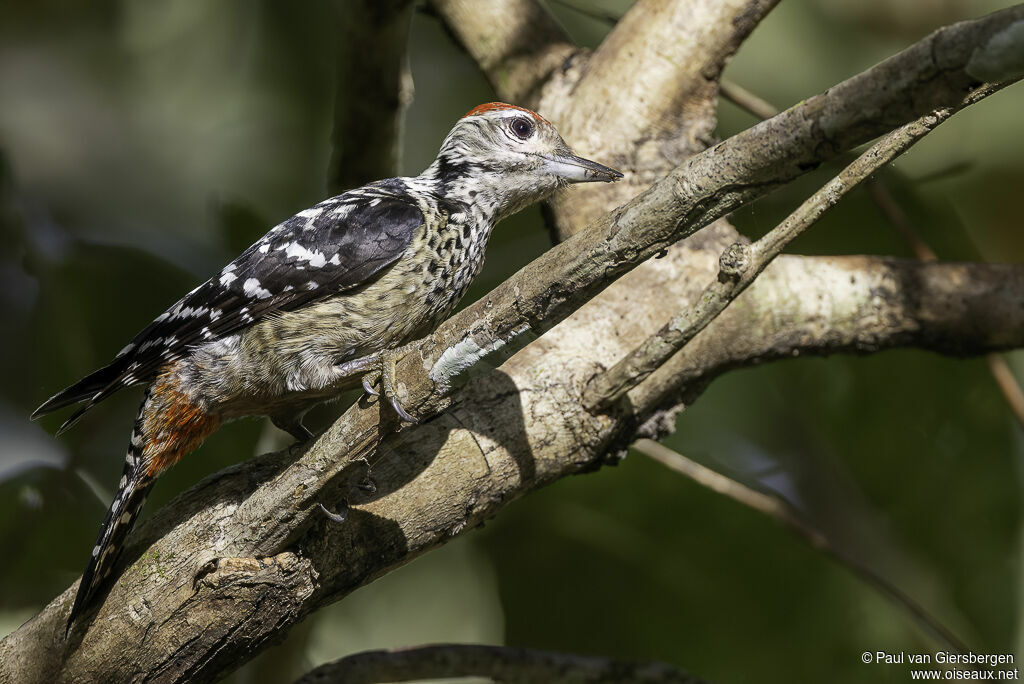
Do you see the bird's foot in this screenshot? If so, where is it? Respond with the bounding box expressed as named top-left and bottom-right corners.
top-left (360, 345), bottom-right (420, 424)
top-left (318, 458), bottom-right (376, 525)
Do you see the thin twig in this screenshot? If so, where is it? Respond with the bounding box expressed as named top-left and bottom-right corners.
top-left (987, 354), bottom-right (1024, 429)
top-left (719, 79), bottom-right (780, 120)
top-left (548, 0), bottom-right (622, 25)
top-left (633, 439), bottom-right (972, 656)
top-left (583, 90), bottom-right (997, 411)
top-left (718, 80), bottom-right (940, 263)
top-left (866, 180), bottom-right (938, 262)
top-left (867, 169), bottom-right (1024, 430)
top-left (294, 643), bottom-right (703, 684)
top-left (714, 82), bottom-right (1024, 429)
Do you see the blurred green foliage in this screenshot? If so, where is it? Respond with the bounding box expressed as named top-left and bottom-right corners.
top-left (1, 1), bottom-right (1022, 681)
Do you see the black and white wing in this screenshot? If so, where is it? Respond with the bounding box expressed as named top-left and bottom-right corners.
top-left (33, 187), bottom-right (424, 432)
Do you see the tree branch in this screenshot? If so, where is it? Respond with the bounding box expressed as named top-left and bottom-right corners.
top-left (295, 643), bottom-right (702, 684)
top-left (3, 6), bottom-right (1023, 683)
top-left (719, 79), bottom-right (780, 121)
top-left (427, 0), bottom-right (575, 104)
top-left (583, 88), bottom-right (987, 411)
top-left (390, 6), bottom-right (1022, 428)
top-left (5, 253), bottom-right (1024, 682)
top-left (542, 0), bottom-right (780, 236)
top-left (629, 256), bottom-right (1024, 416)
top-left (633, 439), bottom-right (970, 656)
top-left (716, 76), bottom-right (1024, 432)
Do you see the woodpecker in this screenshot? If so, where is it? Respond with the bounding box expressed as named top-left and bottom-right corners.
top-left (34, 102), bottom-right (621, 634)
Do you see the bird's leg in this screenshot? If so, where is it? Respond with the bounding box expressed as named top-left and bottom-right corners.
top-left (358, 344), bottom-right (420, 424)
top-left (271, 414), bottom-right (313, 444)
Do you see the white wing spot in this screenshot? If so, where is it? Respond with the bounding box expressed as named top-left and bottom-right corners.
top-left (171, 305), bottom-right (208, 320)
top-left (281, 241), bottom-right (328, 268)
top-left (220, 272), bottom-right (238, 286)
top-left (243, 278), bottom-right (272, 299)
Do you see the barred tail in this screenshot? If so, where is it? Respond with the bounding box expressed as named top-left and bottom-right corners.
top-left (64, 366), bottom-right (220, 636)
top-left (66, 417), bottom-right (153, 636)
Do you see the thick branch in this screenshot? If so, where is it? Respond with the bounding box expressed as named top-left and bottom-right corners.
top-left (4, 256), bottom-right (1024, 683)
top-left (328, 0), bottom-right (414, 193)
top-left (543, 0), bottom-right (780, 235)
top-left (630, 256), bottom-right (1024, 415)
top-left (427, 0), bottom-right (575, 104)
top-left (296, 643), bottom-right (701, 684)
top-left (583, 93), bottom-right (975, 411)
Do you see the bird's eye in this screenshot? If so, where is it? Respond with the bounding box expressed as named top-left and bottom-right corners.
top-left (509, 116), bottom-right (534, 140)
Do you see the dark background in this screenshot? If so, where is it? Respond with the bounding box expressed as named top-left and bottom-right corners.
top-left (1, 1), bottom-right (1022, 681)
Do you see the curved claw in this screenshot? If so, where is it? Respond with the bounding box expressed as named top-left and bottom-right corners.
top-left (318, 501), bottom-right (348, 524)
top-left (388, 394), bottom-right (419, 424)
top-left (354, 346), bottom-right (421, 423)
top-left (361, 374), bottom-right (380, 397)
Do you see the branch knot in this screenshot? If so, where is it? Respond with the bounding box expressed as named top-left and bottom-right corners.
top-left (718, 243), bottom-right (751, 282)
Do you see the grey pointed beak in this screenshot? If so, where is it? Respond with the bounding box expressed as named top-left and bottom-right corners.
top-left (542, 153), bottom-right (623, 183)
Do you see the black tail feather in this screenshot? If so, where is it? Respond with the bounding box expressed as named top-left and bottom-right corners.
top-left (65, 420), bottom-right (152, 637)
top-left (33, 355), bottom-right (135, 428)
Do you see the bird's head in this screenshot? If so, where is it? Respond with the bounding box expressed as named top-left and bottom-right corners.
top-left (426, 102), bottom-right (622, 220)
